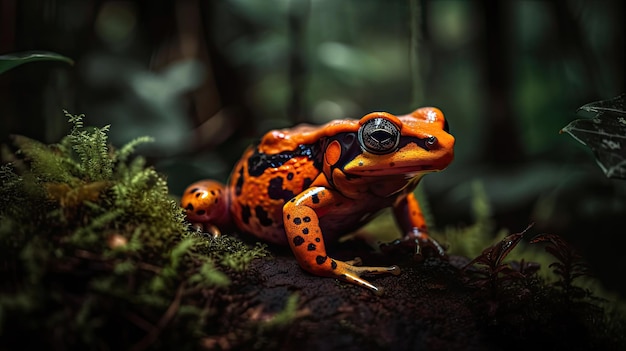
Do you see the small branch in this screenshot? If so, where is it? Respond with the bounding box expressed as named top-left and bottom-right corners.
top-left (130, 283), bottom-right (185, 351)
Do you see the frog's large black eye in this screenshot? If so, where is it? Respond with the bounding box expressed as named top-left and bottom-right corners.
top-left (358, 118), bottom-right (400, 155)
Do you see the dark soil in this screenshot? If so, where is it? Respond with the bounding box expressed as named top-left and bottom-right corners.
top-left (202, 240), bottom-right (625, 351)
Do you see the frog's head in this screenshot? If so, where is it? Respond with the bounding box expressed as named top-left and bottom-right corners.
top-left (338, 107), bottom-right (454, 176)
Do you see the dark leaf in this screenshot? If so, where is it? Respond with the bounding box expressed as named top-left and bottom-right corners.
top-left (491, 224), bottom-right (533, 265)
top-left (561, 94), bottom-right (626, 179)
top-left (0, 51), bottom-right (74, 75)
top-left (463, 254), bottom-right (490, 270)
top-left (463, 224), bottom-right (533, 272)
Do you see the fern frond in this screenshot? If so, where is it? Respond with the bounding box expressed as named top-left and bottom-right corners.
top-left (64, 109), bottom-right (84, 129)
top-left (11, 135), bottom-right (75, 184)
top-left (64, 110), bottom-right (113, 182)
top-left (115, 136), bottom-right (154, 164)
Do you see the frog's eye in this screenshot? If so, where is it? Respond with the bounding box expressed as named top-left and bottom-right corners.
top-left (357, 118), bottom-right (400, 155)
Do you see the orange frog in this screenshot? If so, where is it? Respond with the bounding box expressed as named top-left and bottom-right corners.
top-left (181, 107), bottom-right (454, 294)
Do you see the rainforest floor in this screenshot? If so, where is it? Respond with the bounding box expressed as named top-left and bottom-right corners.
top-left (187, 235), bottom-right (626, 351)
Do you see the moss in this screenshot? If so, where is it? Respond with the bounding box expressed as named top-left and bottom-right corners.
top-left (438, 180), bottom-right (498, 258)
top-left (0, 111), bottom-right (270, 350)
top-left (262, 293), bottom-right (301, 329)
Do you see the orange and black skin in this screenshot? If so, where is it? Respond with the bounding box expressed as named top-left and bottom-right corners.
top-left (181, 107), bottom-right (455, 294)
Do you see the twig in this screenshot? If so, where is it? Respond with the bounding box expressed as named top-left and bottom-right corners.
top-left (130, 283), bottom-right (185, 351)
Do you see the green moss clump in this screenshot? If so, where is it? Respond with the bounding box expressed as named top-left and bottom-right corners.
top-left (0, 111), bottom-right (269, 350)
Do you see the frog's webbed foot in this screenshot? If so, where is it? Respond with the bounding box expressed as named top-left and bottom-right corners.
top-left (380, 228), bottom-right (447, 261)
top-left (332, 260), bottom-right (401, 295)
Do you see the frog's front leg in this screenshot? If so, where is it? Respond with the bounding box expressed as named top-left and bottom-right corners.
top-left (283, 187), bottom-right (400, 295)
top-left (386, 192), bottom-right (446, 258)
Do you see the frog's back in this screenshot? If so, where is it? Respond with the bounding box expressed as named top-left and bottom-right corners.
top-left (256, 119), bottom-right (357, 154)
top-left (227, 134), bottom-right (324, 244)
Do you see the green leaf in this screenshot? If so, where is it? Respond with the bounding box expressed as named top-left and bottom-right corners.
top-left (561, 94), bottom-right (626, 179)
top-left (0, 51), bottom-right (74, 75)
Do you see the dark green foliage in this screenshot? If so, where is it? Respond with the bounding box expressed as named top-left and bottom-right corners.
top-left (531, 233), bottom-right (593, 300)
top-left (0, 112), bottom-right (269, 350)
top-left (460, 225), bottom-right (625, 350)
top-left (0, 50), bottom-right (74, 75)
top-left (453, 187), bottom-right (625, 348)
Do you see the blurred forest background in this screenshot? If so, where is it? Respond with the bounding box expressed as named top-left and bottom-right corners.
top-left (1, 0), bottom-right (625, 294)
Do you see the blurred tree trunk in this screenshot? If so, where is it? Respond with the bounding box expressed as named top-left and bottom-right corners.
top-left (0, 0), bottom-right (17, 144)
top-left (480, 0), bottom-right (522, 164)
top-left (551, 0), bottom-right (624, 100)
top-left (287, 0), bottom-right (310, 124)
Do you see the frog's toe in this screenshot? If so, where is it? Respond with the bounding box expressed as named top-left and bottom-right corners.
top-left (342, 272), bottom-right (383, 295)
top-left (413, 236), bottom-right (446, 259)
top-left (192, 223), bottom-right (222, 239)
top-left (335, 263), bottom-right (401, 295)
top-left (345, 257), bottom-right (363, 266)
top-left (204, 224), bottom-right (222, 239)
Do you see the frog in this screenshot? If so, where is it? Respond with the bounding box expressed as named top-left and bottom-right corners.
top-left (181, 107), bottom-right (454, 294)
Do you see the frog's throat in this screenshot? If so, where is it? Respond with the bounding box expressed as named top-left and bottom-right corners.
top-left (392, 173), bottom-right (423, 196)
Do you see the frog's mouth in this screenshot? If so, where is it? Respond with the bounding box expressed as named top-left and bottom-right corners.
top-left (343, 142), bottom-right (454, 176)
top-left (345, 164), bottom-right (441, 176)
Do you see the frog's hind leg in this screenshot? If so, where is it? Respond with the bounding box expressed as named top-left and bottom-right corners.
top-left (181, 180), bottom-right (232, 236)
top-left (283, 187), bottom-right (400, 295)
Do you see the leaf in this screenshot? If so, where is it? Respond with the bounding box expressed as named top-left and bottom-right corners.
top-left (0, 51), bottom-right (74, 75)
top-left (463, 224), bottom-right (533, 271)
top-left (488, 228), bottom-right (529, 266)
top-left (561, 94), bottom-right (626, 179)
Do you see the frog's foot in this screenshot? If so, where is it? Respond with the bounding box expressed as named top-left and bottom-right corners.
top-left (181, 180), bottom-right (231, 236)
top-left (327, 260), bottom-right (401, 295)
top-left (190, 222), bottom-right (221, 238)
top-left (380, 228), bottom-right (447, 260)
top-left (203, 224), bottom-right (222, 239)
